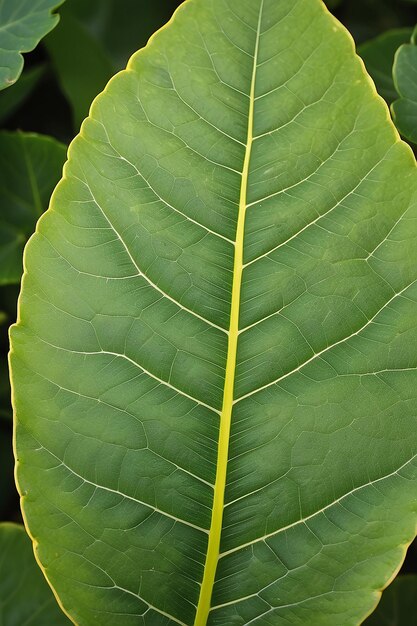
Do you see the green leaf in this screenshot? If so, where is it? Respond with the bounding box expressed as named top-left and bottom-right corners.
top-left (392, 26), bottom-right (417, 143)
top-left (45, 8), bottom-right (114, 130)
top-left (0, 64), bottom-right (45, 124)
top-left (0, 523), bottom-right (71, 624)
top-left (65, 0), bottom-right (181, 71)
top-left (359, 29), bottom-right (412, 103)
top-left (0, 132), bottom-right (66, 285)
top-left (364, 575), bottom-right (417, 625)
top-left (0, 0), bottom-right (64, 91)
top-left (10, 0), bottom-right (417, 624)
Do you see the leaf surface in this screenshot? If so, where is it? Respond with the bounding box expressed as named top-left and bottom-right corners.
top-left (0, 0), bottom-right (64, 90)
top-left (0, 523), bottom-right (71, 625)
top-left (10, 1), bottom-right (417, 625)
top-left (0, 132), bottom-right (66, 285)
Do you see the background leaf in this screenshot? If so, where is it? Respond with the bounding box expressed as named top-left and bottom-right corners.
top-left (359, 29), bottom-right (412, 103)
top-left (0, 132), bottom-right (66, 285)
top-left (64, 0), bottom-right (181, 71)
top-left (0, 0), bottom-right (64, 91)
top-left (364, 575), bottom-right (417, 625)
top-left (10, 0), bottom-right (417, 624)
top-left (0, 523), bottom-right (71, 624)
top-left (0, 65), bottom-right (45, 125)
top-left (44, 7), bottom-right (114, 131)
top-left (392, 26), bottom-right (417, 143)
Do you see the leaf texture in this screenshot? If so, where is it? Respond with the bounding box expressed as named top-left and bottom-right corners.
top-left (10, 0), bottom-right (417, 625)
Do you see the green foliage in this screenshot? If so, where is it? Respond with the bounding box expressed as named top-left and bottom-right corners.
top-left (45, 8), bottom-right (113, 130)
top-left (0, 132), bottom-right (66, 285)
top-left (0, 65), bottom-right (45, 124)
top-left (65, 0), bottom-right (180, 71)
top-left (1, 1), bottom-right (417, 624)
top-left (364, 575), bottom-right (417, 625)
top-left (392, 26), bottom-right (417, 142)
top-left (10, 0), bottom-right (417, 624)
top-left (0, 0), bottom-right (64, 91)
top-left (0, 523), bottom-right (71, 624)
top-left (359, 29), bottom-right (413, 103)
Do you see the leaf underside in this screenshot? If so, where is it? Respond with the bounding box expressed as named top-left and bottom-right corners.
top-left (10, 0), bottom-right (417, 625)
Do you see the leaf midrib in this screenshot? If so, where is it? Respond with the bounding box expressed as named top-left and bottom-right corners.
top-left (193, 2), bottom-right (264, 623)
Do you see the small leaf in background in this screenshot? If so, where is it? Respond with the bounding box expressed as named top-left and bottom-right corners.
top-left (392, 26), bottom-right (417, 143)
top-left (364, 575), bottom-right (417, 625)
top-left (335, 0), bottom-right (412, 45)
top-left (359, 29), bottom-right (412, 103)
top-left (325, 0), bottom-right (343, 8)
top-left (0, 65), bottom-right (46, 125)
top-left (0, 0), bottom-right (64, 91)
top-left (0, 523), bottom-right (71, 624)
top-left (44, 8), bottom-right (114, 131)
top-left (64, 0), bottom-right (180, 71)
top-left (0, 132), bottom-right (66, 285)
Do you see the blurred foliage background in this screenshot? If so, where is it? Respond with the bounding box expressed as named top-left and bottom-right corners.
top-left (1, 0), bottom-right (417, 599)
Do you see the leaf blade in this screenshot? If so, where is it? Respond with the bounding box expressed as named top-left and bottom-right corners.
top-left (10, 1), bottom-right (417, 625)
top-left (0, 0), bottom-right (64, 90)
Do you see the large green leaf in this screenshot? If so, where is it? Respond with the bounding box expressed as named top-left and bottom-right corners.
top-left (364, 575), bottom-right (417, 625)
top-left (0, 0), bottom-right (64, 91)
top-left (358, 29), bottom-right (412, 103)
top-left (392, 26), bottom-right (417, 143)
top-left (10, 0), bottom-right (417, 624)
top-left (0, 523), bottom-right (71, 624)
top-left (0, 132), bottom-right (66, 285)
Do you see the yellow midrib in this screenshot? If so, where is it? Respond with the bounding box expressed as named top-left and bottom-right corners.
top-left (193, 3), bottom-right (263, 624)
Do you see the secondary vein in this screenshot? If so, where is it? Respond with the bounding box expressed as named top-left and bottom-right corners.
top-left (193, 2), bottom-right (264, 623)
